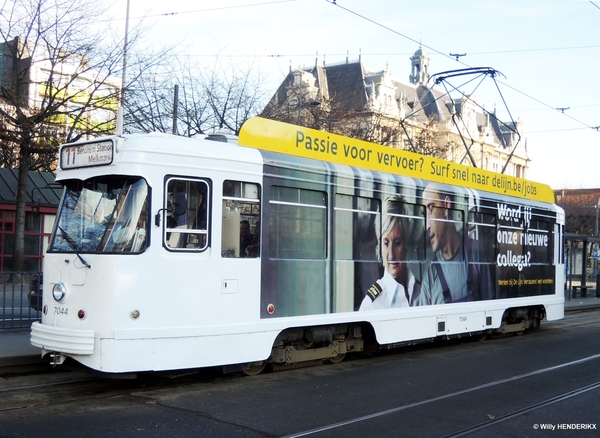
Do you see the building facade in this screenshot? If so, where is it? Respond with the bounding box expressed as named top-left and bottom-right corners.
top-left (0, 36), bottom-right (120, 141)
top-left (261, 47), bottom-right (529, 178)
top-left (0, 169), bottom-right (60, 271)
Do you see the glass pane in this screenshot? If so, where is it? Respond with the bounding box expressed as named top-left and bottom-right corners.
top-left (271, 186), bottom-right (326, 206)
top-left (164, 178), bottom-right (210, 251)
top-left (25, 212), bottom-right (41, 232)
top-left (526, 221), bottom-right (551, 265)
top-left (334, 194), bottom-right (379, 261)
top-left (223, 180), bottom-right (259, 200)
top-left (3, 234), bottom-right (14, 255)
top-left (25, 235), bottom-right (41, 255)
top-left (379, 200), bottom-right (425, 263)
top-left (221, 201), bottom-right (260, 258)
top-left (269, 188), bottom-right (326, 259)
top-left (300, 189), bottom-right (326, 206)
top-left (50, 177), bottom-right (150, 254)
top-left (467, 212), bottom-right (496, 263)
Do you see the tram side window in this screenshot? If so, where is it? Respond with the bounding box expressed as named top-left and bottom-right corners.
top-left (467, 211), bottom-right (497, 263)
top-left (528, 219), bottom-right (551, 265)
top-left (164, 178), bottom-right (210, 251)
top-left (269, 186), bottom-right (326, 259)
top-left (334, 194), bottom-right (379, 261)
top-left (221, 180), bottom-right (261, 258)
top-left (379, 198), bottom-right (426, 263)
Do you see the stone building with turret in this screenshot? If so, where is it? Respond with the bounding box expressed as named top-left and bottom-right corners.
top-left (261, 46), bottom-right (529, 178)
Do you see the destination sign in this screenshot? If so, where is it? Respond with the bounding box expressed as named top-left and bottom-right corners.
top-left (60, 140), bottom-right (114, 169)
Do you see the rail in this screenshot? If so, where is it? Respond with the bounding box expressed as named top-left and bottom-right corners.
top-left (0, 272), bottom-right (42, 330)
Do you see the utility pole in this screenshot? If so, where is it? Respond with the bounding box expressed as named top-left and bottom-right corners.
top-left (172, 84), bottom-right (179, 135)
top-left (116, 0), bottom-right (130, 136)
top-left (595, 199), bottom-right (600, 237)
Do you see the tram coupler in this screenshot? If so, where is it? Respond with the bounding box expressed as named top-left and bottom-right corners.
top-left (49, 352), bottom-right (66, 367)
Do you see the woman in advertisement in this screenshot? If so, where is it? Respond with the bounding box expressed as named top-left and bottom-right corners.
top-left (360, 195), bottom-right (421, 310)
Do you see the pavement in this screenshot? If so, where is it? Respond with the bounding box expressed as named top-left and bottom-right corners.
top-left (1, 292), bottom-right (599, 372)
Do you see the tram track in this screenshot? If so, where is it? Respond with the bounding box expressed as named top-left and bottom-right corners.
top-left (442, 380), bottom-right (600, 438)
top-left (0, 376), bottom-right (101, 394)
top-left (0, 373), bottom-right (130, 413)
top-left (281, 352), bottom-right (600, 438)
top-left (0, 365), bottom-right (234, 414)
top-left (1, 311), bottom-right (597, 426)
top-left (0, 315), bottom-right (594, 401)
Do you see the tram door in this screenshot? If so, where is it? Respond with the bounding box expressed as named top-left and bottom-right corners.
top-left (260, 184), bottom-right (329, 318)
top-left (161, 177), bottom-right (261, 322)
top-left (217, 180), bottom-right (262, 319)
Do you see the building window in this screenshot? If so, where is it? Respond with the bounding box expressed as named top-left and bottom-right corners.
top-left (0, 210), bottom-right (50, 272)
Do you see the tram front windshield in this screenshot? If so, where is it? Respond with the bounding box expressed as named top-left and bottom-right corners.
top-left (49, 176), bottom-right (149, 254)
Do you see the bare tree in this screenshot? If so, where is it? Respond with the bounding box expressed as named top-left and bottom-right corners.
top-left (0, 0), bottom-right (160, 271)
top-left (125, 56), bottom-right (270, 136)
top-left (261, 87), bottom-right (405, 146)
top-left (403, 115), bottom-right (457, 158)
top-left (556, 191), bottom-right (600, 235)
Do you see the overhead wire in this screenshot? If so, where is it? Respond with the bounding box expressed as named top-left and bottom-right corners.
top-left (106, 0), bottom-right (299, 22)
top-left (177, 44), bottom-right (600, 58)
top-left (113, 0), bottom-right (599, 134)
top-left (325, 0), bottom-right (599, 135)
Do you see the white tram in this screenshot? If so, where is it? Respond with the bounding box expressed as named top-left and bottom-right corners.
top-left (31, 117), bottom-right (564, 374)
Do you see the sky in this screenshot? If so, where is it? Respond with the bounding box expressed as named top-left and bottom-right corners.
top-left (106, 0), bottom-right (600, 190)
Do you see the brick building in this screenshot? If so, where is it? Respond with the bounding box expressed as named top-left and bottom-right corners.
top-left (0, 169), bottom-right (61, 271)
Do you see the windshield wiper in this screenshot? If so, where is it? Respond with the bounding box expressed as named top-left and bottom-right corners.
top-left (57, 225), bottom-right (92, 269)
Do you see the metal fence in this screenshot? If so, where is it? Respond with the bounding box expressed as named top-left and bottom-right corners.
top-left (0, 272), bottom-right (42, 330)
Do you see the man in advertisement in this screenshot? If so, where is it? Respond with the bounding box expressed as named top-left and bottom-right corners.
top-left (417, 183), bottom-right (494, 305)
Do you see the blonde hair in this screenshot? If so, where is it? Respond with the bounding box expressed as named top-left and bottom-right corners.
top-left (376, 195), bottom-right (412, 262)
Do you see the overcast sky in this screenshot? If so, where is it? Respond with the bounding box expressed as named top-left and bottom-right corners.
top-left (109, 0), bottom-right (600, 190)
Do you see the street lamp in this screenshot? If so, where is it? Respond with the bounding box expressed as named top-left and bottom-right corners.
top-left (595, 199), bottom-right (600, 297)
top-left (595, 198), bottom-right (600, 237)
top-left (293, 73), bottom-right (321, 126)
top-left (116, 0), bottom-right (130, 136)
top-left (297, 100), bottom-right (321, 125)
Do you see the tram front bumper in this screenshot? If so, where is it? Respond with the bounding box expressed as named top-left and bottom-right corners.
top-left (31, 322), bottom-right (94, 356)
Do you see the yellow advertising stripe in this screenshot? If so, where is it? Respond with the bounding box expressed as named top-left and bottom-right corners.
top-left (238, 117), bottom-right (555, 204)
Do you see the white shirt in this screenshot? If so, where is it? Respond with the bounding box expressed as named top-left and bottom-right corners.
top-left (359, 269), bottom-right (416, 311)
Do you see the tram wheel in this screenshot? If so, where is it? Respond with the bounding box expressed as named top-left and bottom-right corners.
top-left (515, 330), bottom-right (525, 336)
top-left (243, 362), bottom-right (267, 376)
top-left (326, 353), bottom-right (346, 364)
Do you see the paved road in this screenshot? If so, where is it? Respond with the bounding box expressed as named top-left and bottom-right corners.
top-left (1, 311), bottom-right (599, 437)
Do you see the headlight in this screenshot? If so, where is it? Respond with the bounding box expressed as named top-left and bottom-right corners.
top-left (52, 282), bottom-right (67, 302)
